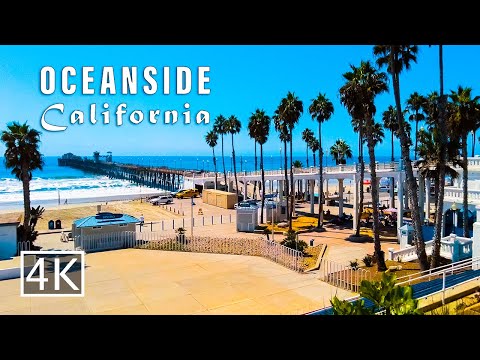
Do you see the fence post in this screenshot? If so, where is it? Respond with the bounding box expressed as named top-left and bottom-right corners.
top-left (212, 215), bottom-right (214, 225)
top-left (150, 222), bottom-right (153, 231)
top-left (203, 217), bottom-right (204, 226)
top-left (183, 218), bottom-right (185, 228)
top-left (230, 214), bottom-right (232, 223)
top-left (221, 214), bottom-right (223, 224)
top-left (162, 220), bottom-right (164, 231)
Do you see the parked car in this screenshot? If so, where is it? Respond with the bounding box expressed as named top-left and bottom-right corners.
top-left (174, 189), bottom-right (199, 199)
top-left (150, 194), bottom-right (173, 205)
top-left (234, 199), bottom-right (259, 209)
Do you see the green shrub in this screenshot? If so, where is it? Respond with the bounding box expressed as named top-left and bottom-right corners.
top-left (280, 230), bottom-right (308, 253)
top-left (362, 254), bottom-right (374, 267)
top-left (349, 259), bottom-right (359, 270)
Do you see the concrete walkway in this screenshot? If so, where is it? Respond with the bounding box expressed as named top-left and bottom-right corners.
top-left (0, 249), bottom-right (354, 315)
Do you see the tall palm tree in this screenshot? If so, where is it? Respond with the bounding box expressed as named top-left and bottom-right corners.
top-left (330, 139), bottom-right (353, 165)
top-left (373, 45), bottom-right (429, 272)
top-left (422, 89), bottom-right (452, 267)
top-left (309, 137), bottom-right (320, 167)
top-left (406, 92), bottom-right (427, 160)
top-left (248, 115), bottom-right (259, 198)
top-left (309, 93), bottom-right (334, 229)
top-left (340, 60), bottom-right (389, 271)
top-left (213, 115), bottom-right (228, 191)
top-left (205, 129), bottom-right (218, 189)
top-left (449, 85), bottom-right (480, 237)
top-left (1, 122), bottom-right (44, 243)
top-left (340, 65), bottom-right (366, 238)
top-left (273, 109), bottom-right (290, 220)
top-left (248, 109), bottom-right (271, 222)
top-left (278, 92), bottom-right (303, 231)
top-left (225, 115), bottom-right (242, 201)
top-left (302, 128), bottom-right (314, 167)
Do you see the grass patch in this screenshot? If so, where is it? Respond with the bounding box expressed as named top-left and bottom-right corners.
top-left (303, 245), bottom-right (322, 269)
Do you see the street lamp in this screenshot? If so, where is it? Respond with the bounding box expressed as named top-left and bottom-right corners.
top-left (451, 202), bottom-right (457, 235)
top-left (206, 160), bottom-right (209, 171)
top-left (196, 158), bottom-right (199, 169)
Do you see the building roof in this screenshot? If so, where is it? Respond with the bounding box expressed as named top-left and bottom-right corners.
top-left (73, 212), bottom-right (140, 228)
top-left (0, 213), bottom-right (21, 226)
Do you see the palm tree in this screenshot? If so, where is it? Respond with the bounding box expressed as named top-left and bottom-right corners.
top-left (213, 115), bottom-right (228, 190)
top-left (248, 109), bottom-right (271, 223)
top-left (248, 115), bottom-right (259, 198)
top-left (279, 92), bottom-right (303, 231)
top-left (449, 85), bottom-right (480, 237)
top-left (416, 127), bottom-right (460, 207)
top-left (309, 93), bottom-right (334, 229)
top-left (309, 137), bottom-right (320, 167)
top-left (302, 128), bottom-right (314, 167)
top-left (293, 160), bottom-right (303, 168)
top-left (205, 129), bottom-right (219, 189)
top-left (340, 66), bottom-right (366, 238)
top-left (406, 92), bottom-right (427, 160)
top-left (225, 115), bottom-right (242, 201)
top-left (340, 60), bottom-right (389, 271)
top-left (373, 45), bottom-right (429, 272)
top-left (273, 109), bottom-right (290, 221)
top-left (422, 90), bottom-right (453, 267)
top-left (1, 121), bottom-right (44, 243)
top-left (330, 139), bottom-right (353, 165)
top-left (382, 105), bottom-right (399, 162)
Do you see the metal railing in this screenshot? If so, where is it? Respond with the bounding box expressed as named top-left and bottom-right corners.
top-left (74, 231), bottom-right (305, 272)
top-left (136, 214), bottom-right (234, 232)
top-left (320, 259), bottom-right (371, 292)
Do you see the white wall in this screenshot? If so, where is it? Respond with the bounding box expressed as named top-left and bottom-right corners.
top-left (0, 224), bottom-right (18, 260)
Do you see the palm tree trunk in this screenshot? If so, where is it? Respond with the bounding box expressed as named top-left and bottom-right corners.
top-left (221, 135), bottom-right (227, 190)
top-left (391, 130), bottom-right (394, 162)
top-left (318, 121), bottom-right (324, 228)
top-left (22, 170), bottom-right (31, 243)
top-left (391, 60), bottom-right (429, 271)
top-left (415, 118), bottom-right (419, 160)
top-left (289, 130), bottom-right (295, 232)
top-left (212, 148), bottom-right (217, 189)
top-left (260, 144), bottom-right (265, 223)
top-left (306, 144), bottom-right (309, 167)
top-left (356, 129), bottom-right (365, 237)
top-left (253, 141), bottom-right (257, 199)
top-left (431, 45), bottom-right (448, 269)
top-left (283, 140), bottom-right (289, 222)
top-left (462, 134), bottom-right (469, 237)
top-left (472, 130), bottom-right (476, 157)
top-left (366, 119), bottom-right (387, 271)
top-left (313, 152), bottom-right (316, 167)
top-left (232, 133), bottom-right (239, 201)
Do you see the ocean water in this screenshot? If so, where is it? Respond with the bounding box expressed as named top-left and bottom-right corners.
top-left (0, 153), bottom-right (395, 210)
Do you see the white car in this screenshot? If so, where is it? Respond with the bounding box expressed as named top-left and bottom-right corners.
top-left (150, 195), bottom-right (173, 205)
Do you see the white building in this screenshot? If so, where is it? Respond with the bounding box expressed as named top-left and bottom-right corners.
top-left (0, 214), bottom-right (20, 260)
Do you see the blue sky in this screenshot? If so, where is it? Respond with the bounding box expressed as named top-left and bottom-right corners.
top-left (0, 45), bottom-right (479, 158)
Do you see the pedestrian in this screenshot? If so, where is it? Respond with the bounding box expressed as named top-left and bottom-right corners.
top-left (139, 214), bottom-right (144, 225)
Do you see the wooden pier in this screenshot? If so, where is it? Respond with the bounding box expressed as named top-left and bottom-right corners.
top-left (58, 153), bottom-right (184, 191)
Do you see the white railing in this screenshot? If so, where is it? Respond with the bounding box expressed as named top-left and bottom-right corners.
top-left (136, 214), bottom-right (234, 233)
top-left (185, 161), bottom-right (403, 181)
top-left (388, 234), bottom-right (473, 262)
top-left (444, 187), bottom-right (480, 201)
top-left (396, 256), bottom-right (480, 304)
top-left (320, 259), bottom-right (371, 292)
top-left (468, 157), bottom-right (480, 167)
top-left (74, 231), bottom-right (305, 272)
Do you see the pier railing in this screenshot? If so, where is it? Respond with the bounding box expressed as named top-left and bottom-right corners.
top-left (184, 161), bottom-right (402, 180)
top-left (74, 231), bottom-right (305, 272)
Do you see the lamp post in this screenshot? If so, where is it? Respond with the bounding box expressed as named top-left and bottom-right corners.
top-left (206, 160), bottom-right (209, 171)
top-left (451, 202), bottom-right (457, 235)
top-left (196, 158), bottom-right (199, 169)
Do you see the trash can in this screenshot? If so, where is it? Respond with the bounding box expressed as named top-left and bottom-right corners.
top-left (310, 239), bottom-right (314, 247)
top-left (55, 219), bottom-right (62, 229)
top-left (48, 220), bottom-right (55, 230)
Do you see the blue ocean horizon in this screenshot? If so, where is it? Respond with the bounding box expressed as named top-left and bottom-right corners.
top-left (0, 153), bottom-right (404, 210)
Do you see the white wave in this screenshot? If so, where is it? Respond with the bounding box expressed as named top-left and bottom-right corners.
top-left (0, 176), bottom-right (167, 204)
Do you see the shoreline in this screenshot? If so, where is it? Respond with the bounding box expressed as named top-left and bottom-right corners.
top-left (0, 191), bottom-right (170, 214)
